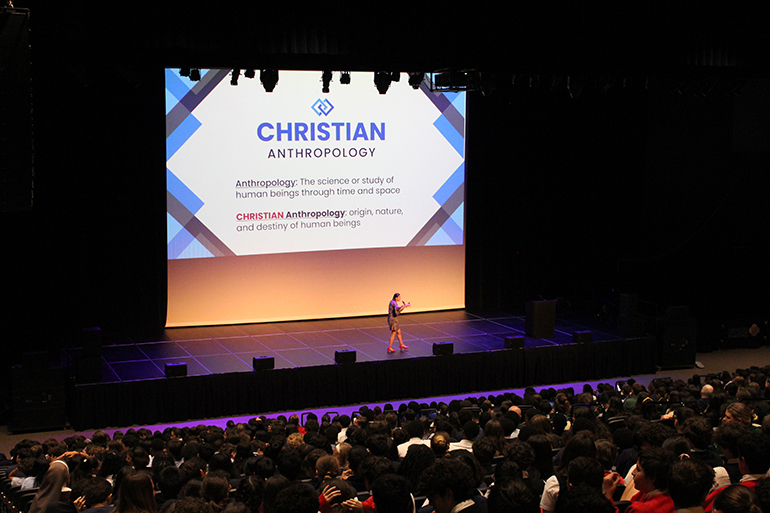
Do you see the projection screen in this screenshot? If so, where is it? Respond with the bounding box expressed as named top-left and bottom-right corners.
top-left (166, 70), bottom-right (466, 327)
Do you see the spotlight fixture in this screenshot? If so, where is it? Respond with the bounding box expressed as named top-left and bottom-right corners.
top-left (244, 69), bottom-right (255, 79)
top-left (260, 69), bottom-right (279, 92)
top-left (179, 68), bottom-right (190, 77)
top-left (190, 69), bottom-right (201, 81)
top-left (321, 70), bottom-right (333, 93)
top-left (374, 71), bottom-right (391, 94)
top-left (390, 72), bottom-right (401, 82)
top-left (407, 72), bottom-right (424, 89)
top-left (340, 71), bottom-right (351, 85)
top-left (231, 68), bottom-right (240, 86)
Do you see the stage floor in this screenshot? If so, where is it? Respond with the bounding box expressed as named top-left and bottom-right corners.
top-left (69, 310), bottom-right (625, 384)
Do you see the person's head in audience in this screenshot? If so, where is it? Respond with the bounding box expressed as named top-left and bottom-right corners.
top-left (115, 470), bottom-right (157, 513)
top-left (273, 483), bottom-right (318, 513)
top-left (487, 478), bottom-right (539, 513)
top-left (557, 431), bottom-right (596, 472)
top-left (397, 444), bottom-right (435, 493)
top-left (315, 454), bottom-right (340, 482)
top-left (168, 498), bottom-right (213, 513)
top-left (80, 477), bottom-right (113, 509)
top-left (668, 458), bottom-right (714, 511)
top-left (724, 402), bottom-right (753, 426)
top-left (567, 457), bottom-right (604, 489)
top-left (634, 421), bottom-right (677, 450)
top-left (233, 475), bottom-right (264, 513)
top-left (370, 474), bottom-right (412, 513)
top-left (319, 478), bottom-right (355, 513)
top-left (632, 447), bottom-right (675, 495)
top-left (594, 440), bottom-right (618, 473)
top-left (201, 470), bottom-right (231, 508)
top-left (360, 456), bottom-right (394, 491)
top-left (158, 466), bottom-right (185, 503)
top-left (662, 435), bottom-right (691, 458)
top-left (418, 459), bottom-right (476, 513)
top-left (276, 449), bottom-right (302, 482)
top-left (737, 433), bottom-right (770, 476)
top-left (430, 432), bottom-right (450, 459)
top-left (461, 421), bottom-right (479, 442)
top-left (563, 484), bottom-right (615, 513)
top-left (262, 476), bottom-right (290, 513)
top-left (713, 484), bottom-right (762, 513)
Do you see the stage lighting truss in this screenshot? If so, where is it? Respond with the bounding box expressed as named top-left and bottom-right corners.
top-left (428, 69), bottom-right (480, 92)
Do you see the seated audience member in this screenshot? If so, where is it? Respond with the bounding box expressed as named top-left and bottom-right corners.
top-left (540, 431), bottom-right (597, 513)
top-left (722, 403), bottom-right (753, 427)
top-left (29, 455), bottom-right (71, 513)
top-left (667, 458), bottom-right (715, 513)
top-left (715, 423), bottom-right (752, 484)
top-left (262, 476), bottom-right (291, 513)
top-left (682, 417), bottom-right (724, 469)
top-left (78, 477), bottom-right (115, 513)
top-left (712, 484), bottom-right (762, 513)
top-left (704, 433), bottom-right (770, 511)
top-left (397, 445), bottom-right (435, 495)
top-left (167, 498), bottom-right (214, 513)
top-left (398, 420), bottom-right (431, 458)
top-left (317, 478), bottom-right (356, 513)
top-left (157, 466), bottom-right (186, 513)
top-left (563, 485), bottom-right (616, 513)
top-left (627, 447), bottom-right (676, 513)
top-left (114, 471), bottom-right (157, 513)
top-left (448, 422), bottom-right (479, 454)
top-left (273, 483), bottom-right (319, 513)
top-left (232, 476), bottom-right (263, 513)
top-left (417, 458), bottom-right (485, 513)
top-left (487, 479), bottom-right (539, 513)
top-left (370, 474), bottom-right (413, 513)
top-left (201, 471), bottom-right (232, 513)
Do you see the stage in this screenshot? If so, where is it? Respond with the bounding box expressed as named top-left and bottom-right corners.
top-left (64, 310), bottom-right (656, 430)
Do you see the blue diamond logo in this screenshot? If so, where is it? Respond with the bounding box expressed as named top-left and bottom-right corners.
top-left (312, 99), bottom-right (334, 116)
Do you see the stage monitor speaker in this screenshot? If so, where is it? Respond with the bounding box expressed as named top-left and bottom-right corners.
top-left (433, 342), bottom-right (454, 356)
top-left (657, 316), bottom-right (697, 369)
top-left (525, 300), bottom-right (557, 338)
top-left (504, 336), bottom-right (525, 349)
top-left (165, 362), bottom-right (187, 378)
top-left (335, 350), bottom-right (356, 364)
top-left (253, 356), bottom-right (275, 371)
top-left (9, 365), bottom-right (67, 433)
top-left (572, 330), bottom-right (593, 344)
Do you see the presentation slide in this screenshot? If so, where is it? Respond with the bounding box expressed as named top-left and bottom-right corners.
top-left (166, 70), bottom-right (467, 327)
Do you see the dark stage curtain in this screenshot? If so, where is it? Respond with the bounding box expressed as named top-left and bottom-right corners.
top-left (69, 337), bottom-right (656, 430)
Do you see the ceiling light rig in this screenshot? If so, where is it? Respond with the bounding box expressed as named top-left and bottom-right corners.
top-left (407, 72), bottom-right (425, 90)
top-left (321, 70), bottom-right (333, 93)
top-left (260, 69), bottom-right (279, 92)
top-left (374, 71), bottom-right (391, 94)
top-left (244, 69), bottom-right (255, 79)
top-left (190, 69), bottom-right (201, 81)
top-left (339, 71), bottom-right (351, 85)
top-left (230, 68), bottom-right (240, 86)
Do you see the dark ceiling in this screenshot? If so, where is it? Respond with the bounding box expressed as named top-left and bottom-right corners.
top-left (9, 1), bottom-right (770, 78)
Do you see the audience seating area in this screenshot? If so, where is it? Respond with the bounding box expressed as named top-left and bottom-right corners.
top-left (4, 364), bottom-right (770, 513)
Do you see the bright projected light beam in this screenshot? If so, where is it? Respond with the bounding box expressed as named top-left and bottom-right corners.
top-left (166, 70), bottom-right (466, 327)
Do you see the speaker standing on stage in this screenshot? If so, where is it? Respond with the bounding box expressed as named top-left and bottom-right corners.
top-left (387, 293), bottom-right (411, 353)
